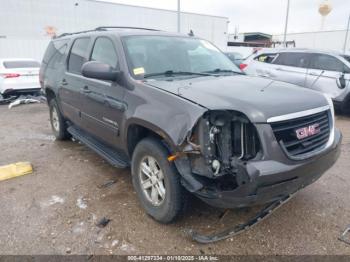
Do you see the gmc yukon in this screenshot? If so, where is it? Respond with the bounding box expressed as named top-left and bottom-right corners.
top-left (40, 27), bottom-right (341, 227)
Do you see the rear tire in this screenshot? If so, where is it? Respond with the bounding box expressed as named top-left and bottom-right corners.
top-left (49, 99), bottom-right (69, 140)
top-left (131, 138), bottom-right (187, 223)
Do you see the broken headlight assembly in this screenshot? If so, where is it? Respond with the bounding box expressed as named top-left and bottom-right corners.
top-left (184, 110), bottom-right (262, 189)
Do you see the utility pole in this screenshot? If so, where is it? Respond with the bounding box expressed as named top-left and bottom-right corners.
top-left (177, 0), bottom-right (181, 33)
top-left (343, 14), bottom-right (350, 53)
top-left (283, 0), bottom-right (290, 47)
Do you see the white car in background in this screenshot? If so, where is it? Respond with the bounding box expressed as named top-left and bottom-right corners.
top-left (0, 58), bottom-right (41, 97)
top-left (225, 46), bottom-right (264, 69)
top-left (241, 49), bottom-right (350, 113)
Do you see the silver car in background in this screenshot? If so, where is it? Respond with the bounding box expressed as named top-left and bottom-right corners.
top-left (242, 49), bottom-right (350, 113)
top-left (0, 58), bottom-right (41, 97)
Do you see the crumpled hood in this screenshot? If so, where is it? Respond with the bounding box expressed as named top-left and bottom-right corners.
top-left (145, 75), bottom-right (329, 123)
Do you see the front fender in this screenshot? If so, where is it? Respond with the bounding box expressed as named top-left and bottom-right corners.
top-left (121, 82), bottom-right (207, 150)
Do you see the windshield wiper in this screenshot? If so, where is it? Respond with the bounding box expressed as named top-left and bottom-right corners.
top-left (144, 70), bottom-right (212, 78)
top-left (202, 69), bottom-right (245, 75)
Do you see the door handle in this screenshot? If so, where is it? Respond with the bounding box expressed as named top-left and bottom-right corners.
top-left (61, 79), bottom-right (68, 86)
top-left (81, 85), bottom-right (91, 94)
top-left (105, 97), bottom-right (127, 112)
top-left (275, 67), bottom-right (284, 71)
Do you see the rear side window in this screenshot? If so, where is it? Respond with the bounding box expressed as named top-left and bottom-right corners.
top-left (254, 53), bottom-right (277, 63)
top-left (90, 37), bottom-right (118, 69)
top-left (310, 54), bottom-right (344, 72)
top-left (3, 60), bottom-right (40, 68)
top-left (68, 37), bottom-right (90, 74)
top-left (42, 40), bottom-right (68, 69)
top-left (273, 52), bottom-right (309, 68)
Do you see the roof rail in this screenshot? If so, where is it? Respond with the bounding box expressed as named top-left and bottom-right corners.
top-left (55, 26), bottom-right (161, 39)
top-left (55, 29), bottom-right (101, 38)
top-left (95, 26), bottom-right (161, 31)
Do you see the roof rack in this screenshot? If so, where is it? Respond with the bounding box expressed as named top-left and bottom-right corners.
top-left (55, 26), bottom-right (161, 39)
top-left (56, 29), bottom-right (100, 38)
top-left (95, 26), bottom-right (161, 31)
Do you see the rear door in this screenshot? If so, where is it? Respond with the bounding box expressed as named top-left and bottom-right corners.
top-left (59, 37), bottom-right (91, 128)
top-left (81, 36), bottom-right (125, 147)
top-left (305, 53), bottom-right (347, 99)
top-left (268, 52), bottom-right (310, 87)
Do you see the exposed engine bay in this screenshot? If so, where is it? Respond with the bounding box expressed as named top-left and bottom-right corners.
top-left (177, 110), bottom-right (262, 192)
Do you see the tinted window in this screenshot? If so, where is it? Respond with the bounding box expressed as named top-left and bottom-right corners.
top-left (310, 54), bottom-right (344, 72)
top-left (68, 37), bottom-right (90, 74)
top-left (273, 52), bottom-right (309, 68)
top-left (254, 53), bottom-right (277, 63)
top-left (48, 45), bottom-right (67, 69)
top-left (43, 41), bottom-right (68, 69)
top-left (43, 40), bottom-right (68, 65)
top-left (91, 37), bottom-right (118, 69)
top-left (3, 60), bottom-right (40, 68)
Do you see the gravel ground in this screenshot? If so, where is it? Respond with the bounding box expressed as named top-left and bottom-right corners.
top-left (0, 103), bottom-right (349, 255)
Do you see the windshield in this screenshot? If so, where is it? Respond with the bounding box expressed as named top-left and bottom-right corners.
top-left (226, 52), bottom-right (243, 60)
top-left (122, 35), bottom-right (241, 79)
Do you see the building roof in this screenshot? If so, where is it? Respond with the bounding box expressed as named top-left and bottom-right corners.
top-left (243, 32), bottom-right (272, 38)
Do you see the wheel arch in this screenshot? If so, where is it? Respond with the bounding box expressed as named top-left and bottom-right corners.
top-left (45, 88), bottom-right (57, 104)
top-left (125, 119), bottom-right (177, 158)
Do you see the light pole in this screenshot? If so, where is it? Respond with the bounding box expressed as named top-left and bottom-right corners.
top-left (343, 14), bottom-right (350, 53)
top-left (177, 0), bottom-right (181, 33)
top-left (283, 0), bottom-right (290, 47)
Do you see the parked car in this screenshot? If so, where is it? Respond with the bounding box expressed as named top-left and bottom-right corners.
top-left (0, 58), bottom-right (41, 97)
top-left (224, 52), bottom-right (244, 67)
top-left (40, 27), bottom-right (341, 224)
top-left (242, 49), bottom-right (350, 113)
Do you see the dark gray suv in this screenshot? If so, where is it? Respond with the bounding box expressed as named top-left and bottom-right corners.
top-left (40, 27), bottom-right (341, 224)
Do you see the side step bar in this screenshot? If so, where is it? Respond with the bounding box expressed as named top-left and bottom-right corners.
top-left (67, 126), bottom-right (129, 168)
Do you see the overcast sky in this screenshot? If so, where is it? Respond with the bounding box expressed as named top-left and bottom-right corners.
top-left (102, 0), bottom-right (349, 34)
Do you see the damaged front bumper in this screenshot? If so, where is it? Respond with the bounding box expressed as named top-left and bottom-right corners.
top-left (180, 129), bottom-right (342, 209)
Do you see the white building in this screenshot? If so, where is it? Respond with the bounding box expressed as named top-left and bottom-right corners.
top-left (0, 0), bottom-right (229, 61)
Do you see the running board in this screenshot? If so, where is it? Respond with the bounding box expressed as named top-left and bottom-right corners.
top-left (67, 126), bottom-right (129, 168)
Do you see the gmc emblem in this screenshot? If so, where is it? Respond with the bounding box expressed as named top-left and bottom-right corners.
top-left (295, 124), bottom-right (320, 140)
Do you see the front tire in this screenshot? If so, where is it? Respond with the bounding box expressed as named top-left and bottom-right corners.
top-left (131, 138), bottom-right (187, 223)
top-left (49, 99), bottom-right (69, 140)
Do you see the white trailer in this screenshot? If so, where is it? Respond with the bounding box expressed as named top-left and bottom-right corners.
top-left (0, 0), bottom-right (229, 61)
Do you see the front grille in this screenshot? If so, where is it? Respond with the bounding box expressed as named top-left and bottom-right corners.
top-left (271, 110), bottom-right (331, 157)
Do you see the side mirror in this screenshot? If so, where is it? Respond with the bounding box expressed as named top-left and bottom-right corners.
top-left (82, 61), bottom-right (120, 81)
top-left (336, 73), bottom-right (346, 89)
